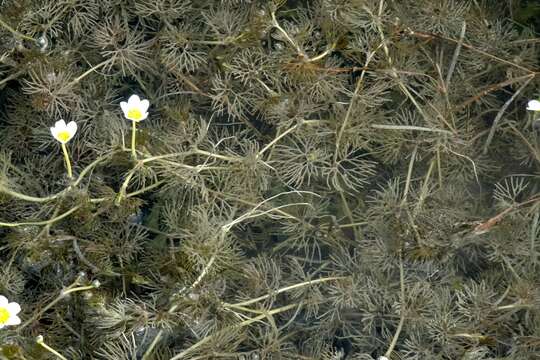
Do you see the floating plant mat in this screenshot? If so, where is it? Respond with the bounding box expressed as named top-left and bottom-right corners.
top-left (0, 0), bottom-right (539, 359)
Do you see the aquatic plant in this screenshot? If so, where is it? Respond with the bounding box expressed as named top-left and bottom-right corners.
top-left (0, 0), bottom-right (539, 359)
top-left (120, 94), bottom-right (150, 159)
top-left (50, 119), bottom-right (77, 178)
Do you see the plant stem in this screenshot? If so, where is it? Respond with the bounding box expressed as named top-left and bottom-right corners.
top-left (334, 43), bottom-right (382, 164)
top-left (222, 276), bottom-right (344, 308)
top-left (0, 17), bottom-right (36, 43)
top-left (0, 205), bottom-right (82, 228)
top-left (19, 280), bottom-right (99, 331)
top-left (457, 74), bottom-right (535, 109)
top-left (400, 145), bottom-right (418, 207)
top-left (445, 21), bottom-right (466, 89)
top-left (169, 303), bottom-right (300, 360)
top-left (483, 77), bottom-right (532, 154)
top-left (384, 252), bottom-right (406, 358)
top-left (143, 194), bottom-right (316, 359)
top-left (0, 151), bottom-right (117, 203)
top-left (126, 180), bottom-right (166, 198)
top-left (194, 149), bottom-right (242, 162)
top-left (258, 122), bottom-right (300, 159)
top-left (142, 252), bottom-right (218, 360)
top-left (370, 124), bottom-right (454, 135)
top-left (69, 59), bottom-right (111, 86)
top-left (115, 166), bottom-right (138, 205)
top-left (36, 336), bottom-right (68, 360)
top-left (270, 11), bottom-right (304, 57)
top-left (406, 29), bottom-right (538, 74)
top-left (61, 143), bottom-right (72, 179)
top-left (308, 43), bottom-right (336, 62)
top-left (131, 121), bottom-right (138, 160)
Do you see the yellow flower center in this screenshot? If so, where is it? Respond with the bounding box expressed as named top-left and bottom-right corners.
top-left (127, 108), bottom-right (143, 121)
top-left (0, 307), bottom-right (9, 324)
top-left (57, 130), bottom-right (71, 143)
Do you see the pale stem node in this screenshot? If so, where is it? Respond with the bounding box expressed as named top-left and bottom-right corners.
top-left (36, 335), bottom-right (68, 360)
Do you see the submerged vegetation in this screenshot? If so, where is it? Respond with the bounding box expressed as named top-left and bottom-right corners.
top-left (0, 0), bottom-right (539, 358)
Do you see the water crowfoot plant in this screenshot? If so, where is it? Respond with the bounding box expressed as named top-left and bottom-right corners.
top-left (0, 0), bottom-right (539, 358)
top-left (120, 94), bottom-right (150, 160)
top-left (50, 119), bottom-right (77, 179)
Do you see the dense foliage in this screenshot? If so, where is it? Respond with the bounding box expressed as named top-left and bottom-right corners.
top-left (0, 0), bottom-right (539, 359)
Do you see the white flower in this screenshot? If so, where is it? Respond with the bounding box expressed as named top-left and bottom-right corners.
top-left (527, 100), bottom-right (540, 112)
top-left (120, 94), bottom-right (150, 122)
top-left (0, 295), bottom-right (21, 329)
top-left (377, 357), bottom-right (389, 360)
top-left (50, 119), bottom-right (77, 144)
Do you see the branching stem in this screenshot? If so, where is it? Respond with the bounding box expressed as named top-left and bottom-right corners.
top-left (19, 278), bottom-right (99, 331)
top-left (169, 303), bottom-right (300, 360)
top-left (0, 151), bottom-right (116, 203)
top-left (270, 11), bottom-right (304, 57)
top-left (0, 205), bottom-right (82, 228)
top-left (70, 59), bottom-right (112, 85)
top-left (0, 17), bottom-right (36, 42)
top-left (334, 43), bottom-right (383, 164)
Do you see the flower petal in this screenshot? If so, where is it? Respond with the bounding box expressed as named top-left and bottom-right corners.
top-left (120, 101), bottom-right (129, 116)
top-left (54, 119), bottom-right (67, 129)
top-left (139, 111), bottom-right (149, 121)
top-left (5, 315), bottom-right (21, 326)
top-left (139, 99), bottom-right (150, 113)
top-left (0, 296), bottom-right (7, 307)
top-left (50, 126), bottom-right (59, 139)
top-left (526, 100), bottom-right (540, 111)
top-left (6, 302), bottom-right (20, 315)
top-left (66, 121), bottom-right (78, 137)
top-left (128, 94), bottom-right (141, 106)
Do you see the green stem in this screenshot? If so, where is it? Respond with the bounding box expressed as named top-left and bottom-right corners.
top-left (36, 336), bottom-right (68, 360)
top-left (169, 303), bottom-right (300, 360)
top-left (69, 59), bottom-right (111, 86)
top-left (194, 149), bottom-right (242, 162)
top-left (0, 17), bottom-right (36, 43)
top-left (61, 143), bottom-right (72, 179)
top-left (0, 204), bottom-right (82, 228)
top-left (19, 280), bottom-right (99, 331)
top-left (131, 121), bottom-right (137, 160)
top-left (115, 166), bottom-right (138, 205)
top-left (384, 252), bottom-right (406, 358)
top-left (222, 276), bottom-right (344, 308)
top-left (0, 151), bottom-right (117, 203)
top-left (257, 122), bottom-right (300, 159)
